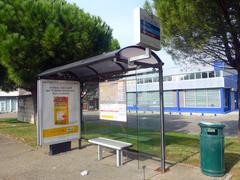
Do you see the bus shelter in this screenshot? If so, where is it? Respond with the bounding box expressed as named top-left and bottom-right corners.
top-left (38, 45), bottom-right (166, 172)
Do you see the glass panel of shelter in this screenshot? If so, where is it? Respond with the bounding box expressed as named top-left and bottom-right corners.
top-left (81, 80), bottom-right (134, 154)
top-left (134, 69), bottom-right (161, 168)
top-left (81, 70), bottom-right (161, 168)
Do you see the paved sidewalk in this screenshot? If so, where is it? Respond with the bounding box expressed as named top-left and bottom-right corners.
top-left (0, 112), bottom-right (17, 119)
top-left (0, 134), bottom-right (230, 180)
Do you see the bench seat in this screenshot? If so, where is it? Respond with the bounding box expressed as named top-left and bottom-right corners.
top-left (88, 137), bottom-right (132, 167)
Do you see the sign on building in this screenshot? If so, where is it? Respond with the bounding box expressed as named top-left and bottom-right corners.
top-left (37, 79), bottom-right (80, 145)
top-left (134, 7), bottom-right (160, 51)
top-left (99, 80), bottom-right (127, 122)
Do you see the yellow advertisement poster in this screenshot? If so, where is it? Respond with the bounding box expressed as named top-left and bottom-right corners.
top-left (54, 96), bottom-right (69, 125)
top-left (43, 125), bottom-right (78, 138)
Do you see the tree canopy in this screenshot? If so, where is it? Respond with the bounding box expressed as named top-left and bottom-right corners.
top-left (144, 0), bottom-right (154, 16)
top-left (0, 0), bottom-right (119, 92)
top-left (154, 0), bottom-right (240, 68)
top-left (154, 0), bottom-right (240, 136)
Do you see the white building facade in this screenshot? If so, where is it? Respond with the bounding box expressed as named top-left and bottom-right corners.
top-left (0, 89), bottom-right (31, 113)
top-left (0, 91), bottom-right (18, 113)
top-left (126, 62), bottom-right (238, 114)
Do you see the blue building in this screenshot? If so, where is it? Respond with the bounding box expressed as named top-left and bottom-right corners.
top-left (126, 62), bottom-right (238, 114)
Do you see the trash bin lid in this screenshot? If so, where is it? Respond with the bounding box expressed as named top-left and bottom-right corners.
top-left (199, 122), bottom-right (225, 128)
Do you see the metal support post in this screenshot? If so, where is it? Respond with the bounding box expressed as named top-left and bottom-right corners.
top-left (159, 65), bottom-right (166, 173)
top-left (78, 139), bottom-right (81, 149)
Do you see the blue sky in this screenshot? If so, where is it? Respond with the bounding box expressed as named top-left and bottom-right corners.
top-left (66, 0), bottom-right (175, 67)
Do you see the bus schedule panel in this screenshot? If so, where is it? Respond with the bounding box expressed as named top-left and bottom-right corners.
top-left (99, 80), bottom-right (127, 122)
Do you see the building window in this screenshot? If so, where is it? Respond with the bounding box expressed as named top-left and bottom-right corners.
top-left (207, 89), bottom-right (220, 107)
top-left (5, 100), bottom-right (10, 112)
top-left (164, 91), bottom-right (176, 107)
top-left (149, 91), bottom-right (159, 105)
top-left (172, 75), bottom-right (178, 81)
top-left (153, 77), bottom-right (159, 82)
top-left (196, 89), bottom-right (207, 107)
top-left (202, 72), bottom-right (208, 78)
top-left (208, 71), bottom-right (215, 78)
top-left (0, 101), bottom-right (5, 112)
top-left (183, 89), bottom-right (220, 108)
top-left (144, 78), bottom-right (152, 83)
top-left (179, 90), bottom-right (185, 107)
top-left (162, 70), bottom-right (222, 83)
top-left (185, 90), bottom-right (195, 107)
top-left (127, 80), bottom-right (136, 86)
top-left (137, 79), bottom-right (144, 84)
top-left (138, 92), bottom-right (145, 106)
top-left (127, 93), bottom-right (136, 106)
top-left (215, 70), bottom-right (221, 77)
top-left (189, 73), bottom-right (195, 80)
top-left (184, 74), bottom-right (189, 80)
top-left (163, 76), bottom-right (172, 82)
top-left (196, 72), bottom-right (201, 79)
top-left (137, 91), bottom-right (160, 106)
top-left (12, 99), bottom-right (17, 112)
top-left (179, 75), bottom-right (184, 80)
top-left (128, 91), bottom-right (177, 107)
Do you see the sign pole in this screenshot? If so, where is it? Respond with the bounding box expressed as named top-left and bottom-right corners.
top-left (158, 64), bottom-right (166, 173)
top-left (79, 82), bottom-right (84, 149)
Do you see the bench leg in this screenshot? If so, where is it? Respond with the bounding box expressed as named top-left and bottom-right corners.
top-left (98, 145), bottom-right (102, 160)
top-left (116, 150), bottom-right (123, 167)
top-left (116, 150), bottom-right (120, 167)
top-left (120, 150), bottom-right (123, 165)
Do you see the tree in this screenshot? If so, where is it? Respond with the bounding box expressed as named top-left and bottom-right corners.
top-left (144, 0), bottom-right (154, 16)
top-left (0, 0), bottom-right (119, 122)
top-left (110, 38), bottom-right (120, 51)
top-left (0, 65), bottom-right (16, 91)
top-left (154, 0), bottom-right (240, 137)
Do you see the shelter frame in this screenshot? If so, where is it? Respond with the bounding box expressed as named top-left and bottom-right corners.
top-left (38, 45), bottom-right (166, 172)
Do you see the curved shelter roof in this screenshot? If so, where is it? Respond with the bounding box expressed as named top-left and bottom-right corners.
top-left (39, 45), bottom-right (163, 82)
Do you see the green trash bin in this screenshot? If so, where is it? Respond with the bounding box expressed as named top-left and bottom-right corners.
top-left (199, 122), bottom-right (225, 177)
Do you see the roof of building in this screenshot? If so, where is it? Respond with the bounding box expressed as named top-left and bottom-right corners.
top-left (0, 88), bottom-right (31, 97)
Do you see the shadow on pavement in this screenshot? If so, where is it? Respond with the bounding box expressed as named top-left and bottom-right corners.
top-left (165, 118), bottom-right (192, 133)
top-left (221, 120), bottom-right (238, 136)
top-left (225, 152), bottom-right (240, 173)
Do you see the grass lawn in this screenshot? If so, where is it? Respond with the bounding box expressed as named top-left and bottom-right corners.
top-left (83, 122), bottom-right (240, 179)
top-left (0, 118), bottom-right (239, 179)
top-left (0, 118), bottom-right (37, 147)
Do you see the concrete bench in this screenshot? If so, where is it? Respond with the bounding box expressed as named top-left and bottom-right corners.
top-left (88, 137), bottom-right (132, 167)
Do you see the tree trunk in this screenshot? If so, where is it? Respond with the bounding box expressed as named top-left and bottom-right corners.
top-left (30, 87), bottom-right (37, 125)
top-left (237, 70), bottom-right (240, 138)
